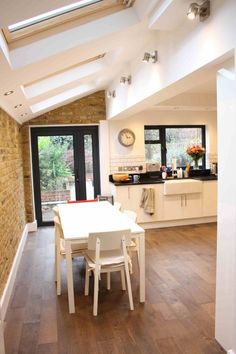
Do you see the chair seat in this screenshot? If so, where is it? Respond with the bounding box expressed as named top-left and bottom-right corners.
top-left (60, 239), bottom-right (87, 254)
top-left (85, 249), bottom-right (130, 267)
top-left (129, 240), bottom-right (136, 248)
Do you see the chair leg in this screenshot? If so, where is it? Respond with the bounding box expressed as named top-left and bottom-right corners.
top-left (56, 253), bottom-right (62, 295)
top-left (54, 243), bottom-right (57, 282)
top-left (107, 272), bottom-right (111, 290)
top-left (120, 270), bottom-right (126, 290)
top-left (124, 261), bottom-right (134, 311)
top-left (93, 267), bottom-right (99, 316)
top-left (85, 263), bottom-right (90, 296)
top-left (136, 238), bottom-right (140, 269)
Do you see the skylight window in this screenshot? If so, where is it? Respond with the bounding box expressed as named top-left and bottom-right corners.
top-left (8, 0), bottom-right (103, 32)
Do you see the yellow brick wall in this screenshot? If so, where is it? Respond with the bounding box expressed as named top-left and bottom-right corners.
top-left (0, 108), bottom-right (26, 296)
top-left (22, 91), bottom-right (106, 222)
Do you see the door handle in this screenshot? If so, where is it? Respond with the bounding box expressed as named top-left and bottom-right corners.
top-left (75, 169), bottom-right (79, 182)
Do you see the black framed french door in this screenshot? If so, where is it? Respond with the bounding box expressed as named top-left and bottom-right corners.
top-left (31, 126), bottom-right (100, 226)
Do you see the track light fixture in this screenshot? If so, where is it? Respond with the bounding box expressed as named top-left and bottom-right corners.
top-left (107, 90), bottom-right (116, 98)
top-left (120, 75), bottom-right (132, 85)
top-left (187, 0), bottom-right (210, 22)
top-left (142, 50), bottom-right (158, 63)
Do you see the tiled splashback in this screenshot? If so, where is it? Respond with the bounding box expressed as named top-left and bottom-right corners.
top-left (208, 153), bottom-right (218, 163)
top-left (110, 155), bottom-right (146, 174)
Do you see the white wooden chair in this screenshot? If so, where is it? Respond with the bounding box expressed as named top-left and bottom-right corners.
top-left (113, 201), bottom-right (121, 211)
top-left (84, 229), bottom-right (134, 316)
top-left (123, 210), bottom-right (139, 267)
top-left (54, 216), bottom-right (87, 295)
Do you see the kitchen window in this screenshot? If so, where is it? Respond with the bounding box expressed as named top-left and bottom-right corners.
top-left (144, 125), bottom-right (206, 168)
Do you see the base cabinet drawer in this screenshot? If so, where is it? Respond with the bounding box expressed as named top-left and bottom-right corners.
top-left (110, 183), bottom-right (163, 223)
top-left (202, 181), bottom-right (217, 216)
top-left (162, 193), bottom-right (202, 221)
top-left (110, 180), bottom-right (217, 224)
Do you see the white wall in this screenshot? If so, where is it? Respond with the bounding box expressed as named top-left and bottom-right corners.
top-left (215, 65), bottom-right (236, 353)
top-left (106, 0), bottom-right (236, 120)
top-left (99, 120), bottom-right (111, 195)
top-left (109, 109), bottom-right (217, 171)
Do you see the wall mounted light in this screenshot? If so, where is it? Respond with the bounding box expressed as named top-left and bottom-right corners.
top-left (187, 1), bottom-right (210, 21)
top-left (107, 90), bottom-right (116, 98)
top-left (4, 90), bottom-right (14, 96)
top-left (120, 75), bottom-right (132, 85)
top-left (14, 104), bottom-right (22, 109)
top-left (142, 50), bottom-right (158, 63)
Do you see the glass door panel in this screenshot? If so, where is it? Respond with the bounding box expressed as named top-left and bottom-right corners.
top-left (31, 126), bottom-right (100, 226)
top-left (84, 134), bottom-right (94, 199)
top-left (38, 135), bottom-right (75, 222)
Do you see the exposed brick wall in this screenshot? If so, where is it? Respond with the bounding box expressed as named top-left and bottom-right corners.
top-left (22, 91), bottom-right (106, 222)
top-left (0, 108), bottom-right (26, 296)
top-left (41, 190), bottom-right (70, 202)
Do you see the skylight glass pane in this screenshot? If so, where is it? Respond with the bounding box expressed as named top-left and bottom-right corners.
top-left (8, 0), bottom-right (103, 32)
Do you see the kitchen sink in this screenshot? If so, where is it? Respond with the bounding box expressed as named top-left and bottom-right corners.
top-left (164, 179), bottom-right (202, 195)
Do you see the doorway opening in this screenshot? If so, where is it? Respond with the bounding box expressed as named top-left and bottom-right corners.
top-left (31, 126), bottom-right (100, 226)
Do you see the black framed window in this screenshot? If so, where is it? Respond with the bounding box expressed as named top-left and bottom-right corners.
top-left (144, 125), bottom-right (206, 168)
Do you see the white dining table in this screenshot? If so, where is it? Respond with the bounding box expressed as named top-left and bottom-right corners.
top-left (58, 201), bottom-right (145, 313)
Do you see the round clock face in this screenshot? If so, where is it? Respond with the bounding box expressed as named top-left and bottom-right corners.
top-left (118, 128), bottom-right (135, 147)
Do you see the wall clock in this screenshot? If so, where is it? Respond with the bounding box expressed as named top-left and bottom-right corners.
top-left (118, 128), bottom-right (135, 147)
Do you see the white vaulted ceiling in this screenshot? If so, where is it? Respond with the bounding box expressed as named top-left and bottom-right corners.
top-left (0, 0), bottom-right (155, 123)
top-left (0, 0), bottom-right (222, 124)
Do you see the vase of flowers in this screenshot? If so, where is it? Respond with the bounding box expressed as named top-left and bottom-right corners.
top-left (186, 144), bottom-right (205, 169)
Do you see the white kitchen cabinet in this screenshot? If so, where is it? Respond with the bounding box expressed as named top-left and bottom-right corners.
top-left (110, 183), bottom-right (164, 223)
top-left (202, 180), bottom-right (217, 216)
top-left (162, 193), bottom-right (202, 221)
top-left (110, 179), bottom-right (217, 225)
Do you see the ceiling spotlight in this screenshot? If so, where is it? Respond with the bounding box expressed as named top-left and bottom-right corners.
top-left (4, 90), bottom-right (14, 96)
top-left (120, 75), bottom-right (132, 85)
top-left (14, 104), bottom-right (22, 109)
top-left (123, 0), bottom-right (134, 7)
top-left (187, 1), bottom-right (210, 21)
top-left (142, 50), bottom-right (158, 63)
top-left (20, 113), bottom-right (28, 117)
top-left (107, 90), bottom-right (116, 98)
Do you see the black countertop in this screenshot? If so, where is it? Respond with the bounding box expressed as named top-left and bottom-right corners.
top-left (191, 175), bottom-right (217, 181)
top-left (112, 179), bottom-right (164, 186)
top-left (110, 175), bottom-right (217, 186)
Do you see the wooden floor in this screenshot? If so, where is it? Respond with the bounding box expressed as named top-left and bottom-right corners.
top-left (4, 223), bottom-right (225, 354)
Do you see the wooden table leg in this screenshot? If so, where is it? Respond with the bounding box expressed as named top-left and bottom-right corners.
top-left (138, 232), bottom-right (145, 302)
top-left (65, 241), bottom-right (75, 314)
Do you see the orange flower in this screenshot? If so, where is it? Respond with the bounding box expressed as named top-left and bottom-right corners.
top-left (186, 145), bottom-right (205, 160)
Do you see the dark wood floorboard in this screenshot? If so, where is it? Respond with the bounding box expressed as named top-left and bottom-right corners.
top-left (4, 223), bottom-right (226, 354)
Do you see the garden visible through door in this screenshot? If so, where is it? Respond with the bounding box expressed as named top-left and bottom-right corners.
top-left (31, 126), bottom-right (100, 226)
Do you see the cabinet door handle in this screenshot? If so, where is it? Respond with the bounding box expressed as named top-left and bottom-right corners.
top-left (181, 195), bottom-right (183, 207)
top-left (185, 194), bottom-right (187, 206)
top-left (128, 187), bottom-right (130, 199)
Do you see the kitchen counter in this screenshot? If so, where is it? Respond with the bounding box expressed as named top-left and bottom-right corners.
top-left (110, 175), bottom-right (217, 186)
top-left (191, 175), bottom-right (217, 181)
top-left (112, 179), bottom-right (164, 186)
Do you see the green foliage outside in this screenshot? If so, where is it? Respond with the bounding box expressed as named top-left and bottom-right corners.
top-left (38, 136), bottom-right (73, 191)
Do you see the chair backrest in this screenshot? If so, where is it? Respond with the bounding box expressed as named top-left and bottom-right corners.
top-left (96, 195), bottom-right (114, 204)
top-left (67, 199), bottom-right (97, 203)
top-left (123, 209), bottom-right (137, 222)
top-left (88, 229), bottom-right (131, 251)
top-left (113, 202), bottom-right (121, 211)
top-left (54, 216), bottom-right (64, 239)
